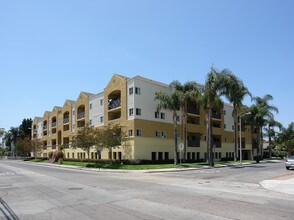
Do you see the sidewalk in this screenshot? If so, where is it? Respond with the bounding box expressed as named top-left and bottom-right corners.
top-left (260, 173), bottom-right (294, 195)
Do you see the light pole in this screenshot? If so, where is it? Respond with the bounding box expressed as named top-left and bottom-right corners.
top-left (239, 112), bottom-right (251, 164)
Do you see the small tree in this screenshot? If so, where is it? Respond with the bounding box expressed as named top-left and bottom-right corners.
top-left (71, 126), bottom-right (96, 159)
top-left (98, 124), bottom-right (126, 160)
top-left (15, 137), bottom-right (33, 156)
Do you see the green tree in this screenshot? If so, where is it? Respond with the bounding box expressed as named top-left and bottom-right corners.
top-left (275, 123), bottom-right (294, 157)
top-left (246, 95), bottom-right (278, 163)
top-left (97, 124), bottom-right (126, 159)
top-left (221, 69), bottom-right (251, 161)
top-left (15, 137), bottom-right (32, 156)
top-left (201, 67), bottom-right (227, 167)
top-left (19, 118), bottom-right (32, 138)
top-left (264, 118), bottom-right (282, 158)
top-left (169, 80), bottom-right (203, 161)
top-left (71, 126), bottom-right (97, 159)
top-left (155, 88), bottom-right (183, 164)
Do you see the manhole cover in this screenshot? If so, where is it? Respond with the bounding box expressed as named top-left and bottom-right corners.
top-left (68, 188), bottom-right (83, 190)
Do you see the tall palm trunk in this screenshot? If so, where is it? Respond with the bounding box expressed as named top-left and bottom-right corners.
top-left (207, 106), bottom-right (214, 167)
top-left (256, 126), bottom-right (260, 163)
top-left (268, 125), bottom-right (272, 159)
top-left (233, 109), bottom-right (238, 162)
top-left (173, 110), bottom-right (178, 165)
top-left (183, 102), bottom-right (187, 162)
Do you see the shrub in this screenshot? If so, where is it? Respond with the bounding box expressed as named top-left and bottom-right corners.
top-left (49, 150), bottom-right (64, 163)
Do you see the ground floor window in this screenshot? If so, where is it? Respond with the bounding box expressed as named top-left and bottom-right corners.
top-left (165, 152), bottom-right (169, 160)
top-left (151, 152), bottom-right (156, 160)
top-left (118, 152), bottom-right (122, 160)
top-left (158, 152), bottom-right (163, 160)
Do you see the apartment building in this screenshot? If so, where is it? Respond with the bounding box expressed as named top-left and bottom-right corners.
top-left (31, 74), bottom-right (253, 161)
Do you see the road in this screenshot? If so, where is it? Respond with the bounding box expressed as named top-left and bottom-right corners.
top-left (0, 160), bottom-right (293, 220)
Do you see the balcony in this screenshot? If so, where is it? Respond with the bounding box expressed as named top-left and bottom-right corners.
top-left (77, 112), bottom-right (85, 120)
top-left (43, 145), bottom-right (47, 150)
top-left (51, 122), bottom-right (57, 128)
top-left (108, 99), bottom-right (121, 110)
top-left (188, 140), bottom-right (200, 147)
top-left (64, 143), bottom-right (69, 148)
top-left (212, 111), bottom-right (221, 119)
top-left (187, 106), bottom-right (200, 115)
top-left (213, 142), bottom-right (222, 148)
top-left (52, 144), bottom-right (56, 149)
top-left (63, 117), bottom-right (69, 124)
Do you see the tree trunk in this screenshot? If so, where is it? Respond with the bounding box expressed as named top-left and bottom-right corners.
top-left (206, 112), bottom-right (209, 163)
top-left (233, 110), bottom-right (238, 162)
top-left (256, 126), bottom-right (260, 163)
top-left (260, 128), bottom-right (263, 160)
top-left (208, 107), bottom-right (214, 167)
top-left (183, 102), bottom-right (187, 162)
top-left (268, 125), bottom-right (272, 159)
top-left (173, 111), bottom-right (178, 165)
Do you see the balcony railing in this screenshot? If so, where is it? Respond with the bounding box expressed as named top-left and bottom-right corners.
top-left (52, 144), bottom-right (56, 149)
top-left (188, 140), bottom-right (200, 147)
top-left (51, 122), bottom-right (56, 128)
top-left (187, 106), bottom-right (200, 115)
top-left (63, 117), bottom-right (69, 124)
top-left (64, 143), bottom-right (69, 148)
top-left (239, 143), bottom-right (246, 149)
top-left (43, 125), bottom-right (47, 130)
top-left (77, 112), bottom-right (85, 120)
top-left (212, 112), bottom-right (221, 119)
top-left (33, 129), bottom-right (37, 134)
top-left (108, 99), bottom-right (121, 110)
top-left (43, 145), bottom-right (47, 150)
top-left (213, 142), bottom-right (222, 148)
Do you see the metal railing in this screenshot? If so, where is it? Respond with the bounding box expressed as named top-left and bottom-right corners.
top-left (108, 99), bottom-right (121, 110)
top-left (77, 112), bottom-right (85, 119)
top-left (63, 117), bottom-right (69, 124)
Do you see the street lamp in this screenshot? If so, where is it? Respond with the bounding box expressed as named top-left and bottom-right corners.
top-left (239, 112), bottom-right (251, 164)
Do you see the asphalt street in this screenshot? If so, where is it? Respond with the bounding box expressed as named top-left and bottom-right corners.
top-left (0, 160), bottom-right (293, 220)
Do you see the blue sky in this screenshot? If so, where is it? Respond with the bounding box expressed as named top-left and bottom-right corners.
top-left (1, 0), bottom-right (293, 132)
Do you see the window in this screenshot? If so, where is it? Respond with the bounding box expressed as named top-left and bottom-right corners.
top-left (224, 124), bottom-right (226, 129)
top-left (73, 110), bottom-right (75, 116)
top-left (100, 116), bottom-right (104, 123)
top-left (89, 120), bottom-right (92, 126)
top-left (151, 152), bottom-right (156, 160)
top-left (219, 152), bottom-right (221, 159)
top-left (136, 129), bottom-right (142, 136)
top-left (225, 138), bottom-right (227, 142)
top-left (176, 116), bottom-right (180, 122)
top-left (90, 103), bottom-right (92, 109)
top-left (232, 125), bottom-right (234, 130)
top-left (158, 152), bottom-right (163, 160)
top-left (129, 87), bottom-right (133, 95)
top-left (165, 152), bottom-right (169, 160)
top-left (128, 129), bottom-right (133, 136)
top-left (129, 108), bottom-right (134, 116)
top-left (100, 99), bottom-right (103, 106)
top-left (161, 112), bottom-right (165, 119)
top-left (72, 152), bottom-right (75, 158)
top-left (204, 136), bottom-right (206, 141)
top-left (155, 131), bottom-right (160, 137)
top-left (161, 131), bottom-right (166, 138)
top-left (135, 87), bottom-right (141, 95)
top-left (136, 108), bottom-right (141, 116)
top-left (155, 111), bottom-right (159, 119)
top-left (223, 110), bottom-right (226, 115)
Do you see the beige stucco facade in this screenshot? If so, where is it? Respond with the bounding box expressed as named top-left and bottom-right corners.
top-left (31, 74), bottom-right (254, 161)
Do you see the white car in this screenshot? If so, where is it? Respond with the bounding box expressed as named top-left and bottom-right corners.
top-left (285, 155), bottom-right (294, 170)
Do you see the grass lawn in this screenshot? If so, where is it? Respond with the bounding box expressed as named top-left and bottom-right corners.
top-left (26, 158), bottom-right (255, 170)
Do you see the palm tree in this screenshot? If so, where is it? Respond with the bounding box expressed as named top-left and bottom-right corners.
top-left (253, 95), bottom-right (278, 158)
top-left (221, 69), bottom-right (251, 161)
top-left (264, 118), bottom-right (282, 158)
top-left (275, 123), bottom-right (294, 157)
top-left (202, 67), bottom-right (226, 167)
top-left (248, 94), bottom-right (278, 162)
top-left (155, 88), bottom-right (183, 165)
top-left (169, 80), bottom-right (203, 161)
